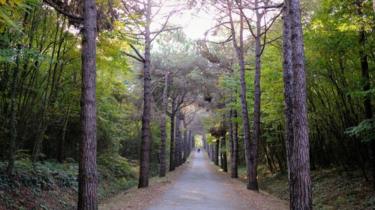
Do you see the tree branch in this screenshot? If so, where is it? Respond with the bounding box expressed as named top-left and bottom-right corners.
top-left (43, 0), bottom-right (83, 22)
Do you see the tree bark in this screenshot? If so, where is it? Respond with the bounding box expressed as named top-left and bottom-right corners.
top-left (249, 0), bottom-right (262, 190)
top-left (227, 0), bottom-right (253, 189)
top-left (7, 45), bottom-right (21, 175)
top-left (78, 0), bottom-right (98, 208)
top-left (159, 72), bottom-right (169, 177)
top-left (138, 0), bottom-right (152, 188)
top-left (169, 101), bottom-right (176, 171)
top-left (230, 109), bottom-right (239, 178)
top-left (286, 0), bottom-right (313, 209)
top-left (175, 112), bottom-right (182, 167)
top-left (229, 109), bottom-right (235, 177)
top-left (282, 0), bottom-right (295, 207)
top-left (183, 129), bottom-right (188, 162)
top-left (221, 135), bottom-right (228, 172)
top-left (215, 138), bottom-right (219, 166)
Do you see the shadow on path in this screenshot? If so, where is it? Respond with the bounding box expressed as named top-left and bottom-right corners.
top-left (147, 151), bottom-right (248, 210)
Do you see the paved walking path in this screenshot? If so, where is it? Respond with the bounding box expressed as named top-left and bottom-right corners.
top-left (100, 150), bottom-right (288, 210)
top-left (147, 151), bottom-right (247, 210)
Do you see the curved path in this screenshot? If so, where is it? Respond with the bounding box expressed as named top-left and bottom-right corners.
top-left (146, 151), bottom-right (287, 210)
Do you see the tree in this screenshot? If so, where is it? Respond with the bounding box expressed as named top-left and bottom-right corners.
top-left (229, 109), bottom-right (239, 178)
top-left (121, 0), bottom-right (178, 188)
top-left (78, 0), bottom-right (98, 208)
top-left (226, 0), bottom-right (254, 190)
top-left (158, 71), bottom-right (170, 177)
top-left (282, 0), bottom-right (312, 209)
top-left (138, 0), bottom-right (152, 188)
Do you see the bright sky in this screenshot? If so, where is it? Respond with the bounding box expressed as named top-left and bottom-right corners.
top-left (152, 1), bottom-right (218, 40)
top-left (170, 9), bottom-right (217, 40)
top-left (151, 0), bottom-right (283, 40)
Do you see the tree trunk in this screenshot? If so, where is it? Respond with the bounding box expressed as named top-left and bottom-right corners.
top-left (169, 104), bottom-right (176, 171)
top-left (249, 0), bottom-right (262, 190)
top-left (189, 131), bottom-right (192, 156)
top-left (282, 0), bottom-right (295, 203)
top-left (227, 0), bottom-right (252, 190)
top-left (229, 110), bottom-right (235, 177)
top-left (230, 109), bottom-right (239, 178)
top-left (78, 0), bottom-right (98, 208)
top-left (221, 135), bottom-right (228, 172)
top-left (7, 45), bottom-right (21, 175)
top-left (288, 0), bottom-right (313, 208)
top-left (215, 139), bottom-right (219, 166)
top-left (138, 0), bottom-right (152, 188)
top-left (175, 112), bottom-right (182, 167)
top-left (159, 72), bottom-right (169, 177)
top-left (183, 129), bottom-right (188, 162)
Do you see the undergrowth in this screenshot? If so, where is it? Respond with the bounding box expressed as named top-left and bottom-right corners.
top-left (0, 154), bottom-right (137, 210)
top-left (239, 165), bottom-right (375, 210)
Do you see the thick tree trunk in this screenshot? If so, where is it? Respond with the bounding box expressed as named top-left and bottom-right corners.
top-left (159, 72), bottom-right (169, 177)
top-left (282, 0), bottom-right (295, 206)
top-left (138, 0), bottom-right (152, 188)
top-left (285, 0), bottom-right (313, 209)
top-left (78, 0), bottom-right (98, 208)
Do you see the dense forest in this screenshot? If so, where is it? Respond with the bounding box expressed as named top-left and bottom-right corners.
top-left (0, 0), bottom-right (374, 209)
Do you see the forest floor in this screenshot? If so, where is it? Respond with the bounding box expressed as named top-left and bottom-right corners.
top-left (101, 152), bottom-right (287, 210)
top-left (242, 167), bottom-right (375, 209)
top-left (0, 155), bottom-right (138, 210)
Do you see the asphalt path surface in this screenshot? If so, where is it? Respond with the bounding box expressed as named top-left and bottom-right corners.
top-left (147, 151), bottom-right (249, 210)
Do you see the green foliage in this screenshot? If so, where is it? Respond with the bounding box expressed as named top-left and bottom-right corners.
top-left (98, 154), bottom-right (136, 179)
top-left (97, 154), bottom-right (137, 199)
top-left (345, 119), bottom-right (375, 143)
